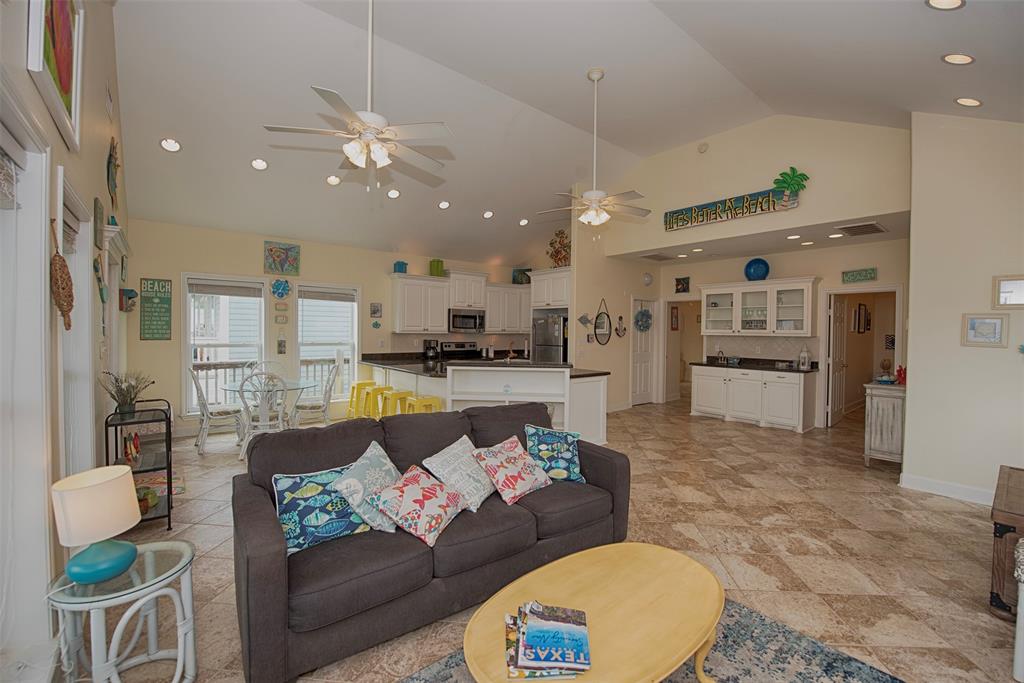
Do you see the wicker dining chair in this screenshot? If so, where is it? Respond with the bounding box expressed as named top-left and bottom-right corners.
top-left (291, 362), bottom-right (339, 427)
top-left (237, 371), bottom-right (288, 460)
top-left (189, 368), bottom-right (244, 456)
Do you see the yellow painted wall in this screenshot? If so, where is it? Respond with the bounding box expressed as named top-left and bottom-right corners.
top-left (603, 115), bottom-right (911, 256)
top-left (903, 113), bottom-right (1024, 502)
top-left (125, 218), bottom-right (517, 427)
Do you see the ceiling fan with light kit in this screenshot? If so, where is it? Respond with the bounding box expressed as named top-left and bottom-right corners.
top-left (539, 68), bottom-right (651, 226)
top-left (263, 0), bottom-right (451, 189)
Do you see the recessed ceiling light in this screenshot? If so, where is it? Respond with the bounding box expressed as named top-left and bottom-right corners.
top-left (800, 241), bottom-right (814, 246)
top-left (942, 53), bottom-right (975, 65)
top-left (387, 189), bottom-right (400, 199)
top-left (925, 0), bottom-right (965, 10)
top-left (691, 248), bottom-right (703, 253)
top-left (956, 97), bottom-right (982, 107)
top-left (326, 175), bottom-right (341, 186)
top-left (828, 233), bottom-right (844, 239)
top-left (251, 158), bottom-right (268, 171)
top-left (519, 219), bottom-right (529, 226)
top-left (159, 138), bottom-right (180, 152)
top-left (438, 201), bottom-right (450, 209)
top-left (482, 210), bottom-right (494, 219)
top-left (786, 235), bottom-right (801, 240)
top-left (677, 254), bottom-right (688, 258)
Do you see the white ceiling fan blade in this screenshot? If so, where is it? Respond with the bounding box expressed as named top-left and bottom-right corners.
top-left (390, 142), bottom-right (444, 171)
top-left (605, 190), bottom-right (644, 202)
top-left (382, 122), bottom-right (452, 140)
top-left (536, 207), bottom-right (575, 215)
top-left (554, 192), bottom-right (583, 201)
top-left (311, 86), bottom-right (361, 128)
top-left (264, 125), bottom-right (354, 138)
top-left (606, 203), bottom-right (652, 218)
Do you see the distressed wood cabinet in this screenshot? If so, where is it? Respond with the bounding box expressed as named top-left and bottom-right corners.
top-left (863, 382), bottom-right (905, 466)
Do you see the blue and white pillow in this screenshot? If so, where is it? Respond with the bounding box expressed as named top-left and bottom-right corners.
top-left (332, 442), bottom-right (401, 532)
top-left (523, 424), bottom-right (585, 483)
top-left (273, 465), bottom-right (370, 554)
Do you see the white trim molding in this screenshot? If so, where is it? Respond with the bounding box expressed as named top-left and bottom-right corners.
top-left (900, 473), bottom-right (994, 506)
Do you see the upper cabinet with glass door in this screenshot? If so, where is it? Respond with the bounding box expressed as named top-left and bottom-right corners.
top-left (700, 277), bottom-right (815, 337)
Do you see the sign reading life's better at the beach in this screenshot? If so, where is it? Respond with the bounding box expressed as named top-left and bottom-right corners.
top-left (139, 278), bottom-right (172, 340)
top-left (664, 167), bottom-right (810, 232)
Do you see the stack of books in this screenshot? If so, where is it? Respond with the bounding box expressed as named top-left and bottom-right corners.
top-left (504, 601), bottom-right (591, 680)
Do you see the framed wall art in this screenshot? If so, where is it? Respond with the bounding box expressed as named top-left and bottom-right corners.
top-left (27, 0), bottom-right (85, 152)
top-left (264, 241), bottom-right (300, 275)
top-left (670, 305), bottom-right (679, 331)
top-left (674, 277), bottom-right (690, 294)
top-left (992, 274), bottom-right (1024, 309)
top-left (369, 302), bottom-right (383, 318)
top-left (961, 313), bottom-right (1008, 348)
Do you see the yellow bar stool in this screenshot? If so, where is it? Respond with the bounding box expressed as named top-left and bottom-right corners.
top-left (380, 390), bottom-right (415, 417)
top-left (406, 395), bottom-right (444, 414)
top-left (363, 385), bottom-right (393, 419)
top-left (346, 380), bottom-right (376, 418)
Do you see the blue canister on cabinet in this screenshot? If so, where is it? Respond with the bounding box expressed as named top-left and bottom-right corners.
top-left (393, 261), bottom-right (408, 273)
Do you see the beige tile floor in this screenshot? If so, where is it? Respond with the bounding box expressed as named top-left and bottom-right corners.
top-left (110, 397), bottom-right (1014, 683)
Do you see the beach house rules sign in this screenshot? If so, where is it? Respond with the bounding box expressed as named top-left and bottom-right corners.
top-left (664, 167), bottom-right (810, 232)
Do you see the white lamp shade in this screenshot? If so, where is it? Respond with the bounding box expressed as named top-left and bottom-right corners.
top-left (51, 465), bottom-right (141, 547)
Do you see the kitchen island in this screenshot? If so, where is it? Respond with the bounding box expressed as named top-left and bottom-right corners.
top-left (359, 357), bottom-right (609, 444)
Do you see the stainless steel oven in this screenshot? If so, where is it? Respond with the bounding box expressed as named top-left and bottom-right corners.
top-left (448, 308), bottom-right (485, 333)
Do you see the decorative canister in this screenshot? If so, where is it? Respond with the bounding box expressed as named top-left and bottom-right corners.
top-left (429, 259), bottom-right (444, 277)
top-left (393, 260), bottom-right (408, 273)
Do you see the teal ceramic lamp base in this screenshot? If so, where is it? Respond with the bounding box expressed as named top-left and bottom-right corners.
top-left (66, 539), bottom-right (138, 584)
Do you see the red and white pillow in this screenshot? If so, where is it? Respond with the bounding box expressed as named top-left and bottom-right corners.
top-left (472, 436), bottom-right (552, 505)
top-left (366, 465), bottom-right (465, 547)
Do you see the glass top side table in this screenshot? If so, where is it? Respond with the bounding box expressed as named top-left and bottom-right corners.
top-left (48, 541), bottom-right (197, 683)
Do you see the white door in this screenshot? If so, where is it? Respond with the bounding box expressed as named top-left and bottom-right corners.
top-left (424, 283), bottom-right (449, 332)
top-left (631, 299), bottom-right (654, 405)
top-left (827, 295), bottom-right (847, 427)
top-left (727, 376), bottom-right (763, 421)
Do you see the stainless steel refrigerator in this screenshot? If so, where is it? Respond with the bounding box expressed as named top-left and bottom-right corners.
top-left (532, 310), bottom-right (568, 363)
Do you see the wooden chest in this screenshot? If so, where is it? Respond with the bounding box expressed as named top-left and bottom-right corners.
top-left (990, 465), bottom-right (1024, 621)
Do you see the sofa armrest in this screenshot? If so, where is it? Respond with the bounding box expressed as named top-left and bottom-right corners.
top-left (578, 441), bottom-right (630, 542)
top-left (232, 474), bottom-right (289, 683)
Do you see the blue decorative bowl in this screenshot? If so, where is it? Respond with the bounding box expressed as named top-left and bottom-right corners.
top-left (744, 258), bottom-right (770, 281)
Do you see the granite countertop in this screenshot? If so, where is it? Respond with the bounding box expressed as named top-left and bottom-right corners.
top-left (359, 358), bottom-right (447, 378)
top-left (445, 359), bottom-right (572, 369)
top-left (360, 356), bottom-right (610, 379)
top-left (689, 356), bottom-right (819, 374)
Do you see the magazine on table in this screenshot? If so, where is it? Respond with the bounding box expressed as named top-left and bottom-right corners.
top-left (515, 601), bottom-right (591, 673)
top-left (504, 614), bottom-right (577, 680)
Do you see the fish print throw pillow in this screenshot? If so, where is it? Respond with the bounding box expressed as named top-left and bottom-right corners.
top-left (422, 435), bottom-right (495, 512)
top-left (366, 465), bottom-right (465, 547)
top-left (524, 424), bottom-right (585, 483)
top-left (472, 435), bottom-right (552, 505)
top-left (332, 441), bottom-right (401, 532)
top-left (273, 465), bottom-right (370, 554)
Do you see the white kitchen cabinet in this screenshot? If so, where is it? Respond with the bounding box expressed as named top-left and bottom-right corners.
top-left (392, 274), bottom-right (450, 333)
top-left (485, 284), bottom-right (530, 333)
top-left (531, 267), bottom-right (572, 308)
top-left (863, 382), bottom-right (905, 466)
top-left (701, 277), bottom-right (816, 337)
top-left (448, 270), bottom-right (487, 309)
top-left (691, 365), bottom-right (816, 432)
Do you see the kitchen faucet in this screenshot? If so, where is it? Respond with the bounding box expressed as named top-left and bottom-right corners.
top-left (507, 340), bottom-right (517, 360)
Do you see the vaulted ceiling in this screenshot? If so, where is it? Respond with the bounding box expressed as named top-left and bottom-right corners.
top-left (113, 0), bottom-right (1023, 265)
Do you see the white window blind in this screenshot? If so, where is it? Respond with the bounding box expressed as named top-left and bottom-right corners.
top-left (187, 278), bottom-right (264, 298)
top-left (297, 285), bottom-right (357, 403)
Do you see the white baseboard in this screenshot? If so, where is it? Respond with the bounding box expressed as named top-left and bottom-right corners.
top-left (899, 473), bottom-right (994, 506)
top-left (607, 401), bottom-right (632, 413)
top-left (844, 398), bottom-right (865, 414)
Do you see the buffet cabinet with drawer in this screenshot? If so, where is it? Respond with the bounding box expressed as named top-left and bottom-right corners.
top-left (691, 365), bottom-right (816, 433)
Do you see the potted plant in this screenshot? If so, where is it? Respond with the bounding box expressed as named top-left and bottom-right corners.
top-left (773, 166), bottom-right (810, 208)
top-left (100, 371), bottom-right (155, 416)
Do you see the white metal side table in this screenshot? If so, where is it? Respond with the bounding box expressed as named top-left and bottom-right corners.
top-left (48, 540), bottom-right (196, 683)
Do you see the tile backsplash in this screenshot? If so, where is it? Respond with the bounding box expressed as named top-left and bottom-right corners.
top-left (708, 336), bottom-right (819, 362)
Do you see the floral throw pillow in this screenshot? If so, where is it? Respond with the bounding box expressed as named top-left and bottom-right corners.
top-left (524, 424), bottom-right (586, 483)
top-left (422, 435), bottom-right (495, 512)
top-left (366, 466), bottom-right (465, 547)
top-left (273, 465), bottom-right (369, 554)
top-left (332, 441), bottom-right (401, 532)
top-left (472, 435), bottom-right (552, 505)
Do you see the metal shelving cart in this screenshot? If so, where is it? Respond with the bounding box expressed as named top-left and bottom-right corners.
top-left (104, 398), bottom-right (173, 530)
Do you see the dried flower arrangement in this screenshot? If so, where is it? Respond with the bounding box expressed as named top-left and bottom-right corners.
top-left (100, 371), bottom-right (155, 413)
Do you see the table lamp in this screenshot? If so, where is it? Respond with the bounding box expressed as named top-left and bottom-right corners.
top-left (51, 465), bottom-right (142, 584)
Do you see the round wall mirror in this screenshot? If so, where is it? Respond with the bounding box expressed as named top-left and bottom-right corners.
top-left (594, 311), bottom-right (612, 345)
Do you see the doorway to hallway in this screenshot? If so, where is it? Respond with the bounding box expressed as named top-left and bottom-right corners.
top-left (664, 300), bottom-right (702, 404)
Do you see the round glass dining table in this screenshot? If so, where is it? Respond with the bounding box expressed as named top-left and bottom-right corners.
top-left (222, 379), bottom-right (318, 458)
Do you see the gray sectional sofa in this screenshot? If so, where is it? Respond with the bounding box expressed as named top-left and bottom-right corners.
top-left (232, 402), bottom-right (631, 682)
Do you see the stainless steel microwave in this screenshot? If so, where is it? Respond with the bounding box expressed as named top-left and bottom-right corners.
top-left (449, 308), bottom-right (485, 333)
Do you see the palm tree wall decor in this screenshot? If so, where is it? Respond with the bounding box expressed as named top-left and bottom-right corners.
top-left (773, 167), bottom-right (809, 208)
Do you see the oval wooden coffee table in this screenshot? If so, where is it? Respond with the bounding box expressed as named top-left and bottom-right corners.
top-left (463, 542), bottom-right (724, 682)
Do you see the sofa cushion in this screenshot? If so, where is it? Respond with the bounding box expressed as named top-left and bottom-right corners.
top-left (332, 441), bottom-right (401, 532)
top-left (380, 411), bottom-right (473, 471)
top-left (463, 402), bottom-right (552, 449)
top-left (287, 530), bottom-right (433, 632)
top-left (524, 424), bottom-right (586, 483)
top-left (248, 418), bottom-right (385, 495)
top-left (473, 436), bottom-right (551, 505)
top-left (515, 483), bottom-right (613, 539)
top-left (432, 496), bottom-right (537, 578)
top-left (422, 435), bottom-right (495, 512)
top-left (273, 465), bottom-right (370, 554)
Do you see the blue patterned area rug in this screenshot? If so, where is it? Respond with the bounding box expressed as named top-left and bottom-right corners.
top-left (401, 600), bottom-right (902, 682)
